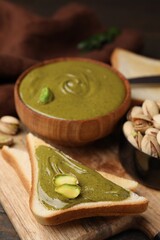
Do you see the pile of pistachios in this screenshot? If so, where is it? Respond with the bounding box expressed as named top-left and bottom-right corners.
top-left (123, 99), bottom-right (160, 158)
top-left (0, 115), bottom-right (20, 148)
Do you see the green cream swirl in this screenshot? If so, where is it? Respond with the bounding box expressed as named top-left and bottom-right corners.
top-left (61, 73), bottom-right (90, 96)
top-left (20, 60), bottom-right (125, 120)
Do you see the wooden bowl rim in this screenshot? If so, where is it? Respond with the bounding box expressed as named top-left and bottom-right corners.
top-left (15, 57), bottom-right (131, 123)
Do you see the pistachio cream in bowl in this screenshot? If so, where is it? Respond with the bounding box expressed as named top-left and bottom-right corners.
top-left (15, 58), bottom-right (130, 146)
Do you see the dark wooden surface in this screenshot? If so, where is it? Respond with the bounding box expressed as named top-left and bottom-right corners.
top-left (1, 0), bottom-right (160, 239)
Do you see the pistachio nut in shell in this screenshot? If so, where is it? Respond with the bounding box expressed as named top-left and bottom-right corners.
top-left (0, 134), bottom-right (13, 147)
top-left (153, 114), bottom-right (160, 129)
top-left (145, 127), bottom-right (159, 137)
top-left (156, 131), bottom-right (160, 145)
top-left (1, 116), bottom-right (19, 126)
top-left (0, 121), bottom-right (18, 135)
top-left (0, 115), bottom-right (19, 135)
top-left (141, 134), bottom-right (160, 158)
top-left (156, 100), bottom-right (160, 110)
top-left (142, 99), bottom-right (159, 118)
top-left (132, 114), bottom-right (152, 133)
top-left (123, 121), bottom-right (135, 138)
top-left (127, 131), bottom-right (143, 150)
top-left (136, 131), bottom-right (143, 149)
top-left (127, 134), bottom-right (139, 149)
top-left (132, 114), bottom-right (152, 122)
top-left (127, 106), bottom-right (143, 121)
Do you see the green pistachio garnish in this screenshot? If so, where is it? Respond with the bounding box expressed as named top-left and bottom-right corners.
top-left (77, 27), bottom-right (121, 52)
top-left (54, 174), bottom-right (79, 186)
top-left (39, 87), bottom-right (54, 104)
top-left (55, 184), bottom-right (81, 199)
top-left (53, 174), bottom-right (81, 199)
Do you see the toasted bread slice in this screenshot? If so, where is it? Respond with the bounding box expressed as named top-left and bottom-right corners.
top-left (2, 145), bottom-right (138, 194)
top-left (111, 48), bottom-right (160, 78)
top-left (111, 48), bottom-right (160, 101)
top-left (24, 133), bottom-right (148, 225)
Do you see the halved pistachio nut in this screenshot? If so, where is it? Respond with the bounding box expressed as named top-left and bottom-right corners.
top-left (39, 87), bottom-right (54, 104)
top-left (0, 134), bottom-right (13, 147)
top-left (0, 116), bottom-right (20, 135)
top-left (55, 184), bottom-right (81, 199)
top-left (53, 174), bottom-right (81, 199)
top-left (54, 174), bottom-right (78, 186)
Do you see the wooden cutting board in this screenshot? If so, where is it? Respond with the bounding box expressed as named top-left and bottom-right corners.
top-left (0, 128), bottom-right (159, 240)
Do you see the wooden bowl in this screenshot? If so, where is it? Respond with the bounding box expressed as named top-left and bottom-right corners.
top-left (14, 58), bottom-right (131, 146)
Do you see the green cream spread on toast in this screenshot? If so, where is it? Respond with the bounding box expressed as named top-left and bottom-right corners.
top-left (36, 145), bottom-right (130, 210)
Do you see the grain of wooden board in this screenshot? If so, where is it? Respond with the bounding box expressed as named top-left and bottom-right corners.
top-left (0, 129), bottom-right (160, 240)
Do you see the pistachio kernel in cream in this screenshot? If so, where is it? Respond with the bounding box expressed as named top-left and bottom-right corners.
top-left (54, 174), bottom-right (79, 186)
top-left (55, 184), bottom-right (81, 199)
top-left (38, 87), bottom-right (54, 104)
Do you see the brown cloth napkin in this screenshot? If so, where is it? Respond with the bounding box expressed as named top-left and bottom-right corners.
top-left (0, 1), bottom-right (143, 116)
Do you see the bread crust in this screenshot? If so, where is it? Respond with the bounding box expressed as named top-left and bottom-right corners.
top-left (2, 146), bottom-right (30, 193)
top-left (26, 133), bottom-right (148, 225)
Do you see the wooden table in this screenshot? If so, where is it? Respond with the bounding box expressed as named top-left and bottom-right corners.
top-left (1, 0), bottom-right (160, 239)
top-left (1, 128), bottom-right (160, 240)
